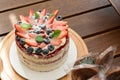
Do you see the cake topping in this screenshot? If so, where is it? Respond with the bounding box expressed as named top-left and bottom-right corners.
top-left (14, 9), bottom-right (69, 55)
top-left (48, 44), bottom-right (55, 51)
top-left (35, 35), bottom-right (43, 43)
top-left (19, 39), bottom-right (25, 46)
top-left (35, 48), bottom-right (42, 55)
top-left (42, 49), bottom-right (49, 55)
top-left (26, 47), bottom-right (34, 54)
top-left (56, 15), bottom-right (62, 21)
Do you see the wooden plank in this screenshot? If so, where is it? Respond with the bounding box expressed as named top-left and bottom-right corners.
top-left (109, 0), bottom-right (120, 15)
top-left (65, 7), bottom-right (120, 37)
top-left (0, 0), bottom-right (110, 35)
top-left (0, 0), bottom-right (44, 12)
top-left (84, 29), bottom-right (120, 56)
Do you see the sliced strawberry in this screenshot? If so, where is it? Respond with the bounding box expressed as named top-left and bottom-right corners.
top-left (16, 32), bottom-right (30, 39)
top-left (50, 39), bottom-right (62, 46)
top-left (58, 30), bottom-right (68, 39)
top-left (38, 42), bottom-right (46, 48)
top-left (14, 24), bottom-right (24, 33)
top-left (47, 16), bottom-right (55, 24)
top-left (25, 39), bottom-right (38, 47)
top-left (29, 9), bottom-right (34, 18)
top-left (53, 21), bottom-right (67, 26)
top-left (19, 15), bottom-right (30, 23)
top-left (53, 10), bottom-right (59, 17)
top-left (28, 33), bottom-right (36, 38)
top-left (46, 24), bottom-right (53, 28)
top-left (40, 9), bottom-right (46, 18)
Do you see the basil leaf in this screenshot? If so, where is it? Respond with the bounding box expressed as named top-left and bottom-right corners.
top-left (53, 30), bottom-right (61, 38)
top-left (34, 12), bottom-right (40, 19)
top-left (21, 23), bottom-right (32, 29)
top-left (35, 35), bottom-right (43, 43)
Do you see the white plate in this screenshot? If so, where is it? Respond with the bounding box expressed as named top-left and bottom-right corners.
top-left (10, 38), bottom-right (77, 80)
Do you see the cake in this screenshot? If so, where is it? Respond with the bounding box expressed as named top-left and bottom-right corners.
top-left (14, 9), bottom-right (69, 71)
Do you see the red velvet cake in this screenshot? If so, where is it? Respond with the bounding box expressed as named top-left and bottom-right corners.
top-left (14, 9), bottom-right (69, 71)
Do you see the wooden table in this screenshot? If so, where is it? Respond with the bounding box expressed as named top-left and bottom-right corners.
top-left (0, 0), bottom-right (120, 80)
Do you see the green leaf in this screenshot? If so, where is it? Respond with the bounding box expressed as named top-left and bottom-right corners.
top-left (21, 23), bottom-right (32, 29)
top-left (34, 12), bottom-right (40, 19)
top-left (35, 35), bottom-right (43, 43)
top-left (53, 30), bottom-right (61, 38)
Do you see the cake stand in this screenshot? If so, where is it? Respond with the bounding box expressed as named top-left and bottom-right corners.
top-left (0, 28), bottom-right (88, 80)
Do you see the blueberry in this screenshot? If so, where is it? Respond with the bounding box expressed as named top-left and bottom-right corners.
top-left (17, 21), bottom-right (22, 24)
top-left (36, 31), bottom-right (40, 34)
top-left (46, 28), bottom-right (52, 35)
top-left (19, 39), bottom-right (25, 46)
top-left (29, 30), bottom-right (34, 33)
top-left (56, 15), bottom-right (62, 21)
top-left (35, 48), bottom-right (42, 55)
top-left (42, 49), bottom-right (49, 55)
top-left (26, 47), bottom-right (34, 54)
top-left (43, 16), bottom-right (48, 21)
top-left (48, 33), bottom-right (53, 38)
top-left (40, 24), bottom-right (46, 29)
top-left (43, 38), bottom-right (50, 44)
top-left (16, 36), bottom-right (20, 41)
top-left (46, 13), bottom-right (50, 16)
top-left (33, 30), bottom-right (40, 34)
top-left (48, 45), bottom-right (54, 51)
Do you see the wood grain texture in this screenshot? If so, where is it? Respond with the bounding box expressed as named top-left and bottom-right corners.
top-left (0, 29), bottom-right (88, 80)
top-left (65, 7), bottom-right (120, 37)
top-left (109, 0), bottom-right (120, 15)
top-left (0, 0), bottom-right (44, 12)
top-left (0, 0), bottom-right (110, 35)
top-left (84, 29), bottom-right (120, 56)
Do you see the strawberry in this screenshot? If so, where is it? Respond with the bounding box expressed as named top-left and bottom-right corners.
top-left (16, 32), bottom-right (30, 39)
top-left (40, 9), bottom-right (46, 18)
top-left (19, 15), bottom-right (30, 23)
top-left (46, 24), bottom-right (53, 28)
top-left (28, 33), bottom-right (36, 38)
top-left (53, 10), bottom-right (59, 17)
top-left (25, 39), bottom-right (38, 47)
top-left (14, 24), bottom-right (24, 33)
top-left (29, 9), bottom-right (34, 18)
top-left (50, 39), bottom-right (62, 46)
top-left (58, 30), bottom-right (68, 39)
top-left (38, 42), bottom-right (46, 48)
top-left (47, 16), bottom-right (55, 24)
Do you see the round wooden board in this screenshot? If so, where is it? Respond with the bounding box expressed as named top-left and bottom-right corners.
top-left (0, 28), bottom-right (88, 80)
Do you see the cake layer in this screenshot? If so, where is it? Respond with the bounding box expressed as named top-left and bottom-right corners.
top-left (16, 41), bottom-right (69, 71)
